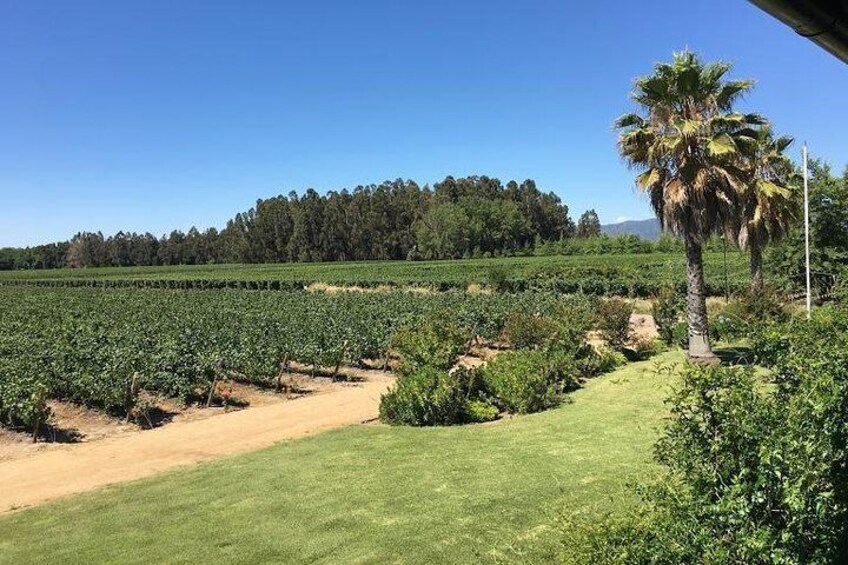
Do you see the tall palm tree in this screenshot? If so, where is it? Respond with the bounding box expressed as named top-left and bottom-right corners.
top-left (738, 126), bottom-right (799, 292)
top-left (615, 51), bottom-right (761, 363)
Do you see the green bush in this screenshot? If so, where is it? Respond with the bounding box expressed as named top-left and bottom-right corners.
top-left (583, 314), bottom-right (848, 563)
top-left (549, 296), bottom-right (596, 351)
top-left (379, 366), bottom-right (475, 426)
top-left (626, 336), bottom-right (666, 361)
top-left (463, 399), bottom-right (499, 423)
top-left (501, 296), bottom-right (594, 354)
top-left (392, 318), bottom-right (468, 374)
top-left (651, 287), bottom-right (685, 345)
top-left (580, 346), bottom-right (627, 377)
top-left (670, 320), bottom-right (689, 349)
top-left (501, 312), bottom-right (560, 350)
top-left (594, 298), bottom-right (633, 350)
top-left (0, 370), bottom-right (51, 433)
top-left (831, 272), bottom-right (848, 306)
top-left (481, 348), bottom-right (579, 414)
top-left (716, 287), bottom-right (790, 340)
top-left (485, 265), bottom-right (510, 292)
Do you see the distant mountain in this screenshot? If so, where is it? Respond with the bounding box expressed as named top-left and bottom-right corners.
top-left (601, 218), bottom-right (661, 240)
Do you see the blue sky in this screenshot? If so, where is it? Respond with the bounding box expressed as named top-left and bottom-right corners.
top-left (2, 0), bottom-right (846, 247)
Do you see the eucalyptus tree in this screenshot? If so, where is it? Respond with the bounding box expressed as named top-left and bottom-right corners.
top-left (615, 51), bottom-right (762, 363)
top-left (577, 209), bottom-right (602, 238)
top-left (738, 126), bottom-right (799, 292)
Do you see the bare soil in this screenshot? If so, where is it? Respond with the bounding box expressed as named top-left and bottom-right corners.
top-left (630, 313), bottom-right (659, 341)
top-left (0, 370), bottom-right (394, 513)
top-left (587, 313), bottom-right (659, 348)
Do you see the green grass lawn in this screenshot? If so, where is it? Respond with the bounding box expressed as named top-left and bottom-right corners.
top-left (0, 353), bottom-right (682, 565)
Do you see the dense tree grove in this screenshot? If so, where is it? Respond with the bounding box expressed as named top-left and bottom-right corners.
top-left (770, 160), bottom-right (848, 295)
top-left (0, 176), bottom-right (576, 270)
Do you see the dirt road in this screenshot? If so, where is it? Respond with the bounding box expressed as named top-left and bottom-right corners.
top-left (0, 371), bottom-right (393, 513)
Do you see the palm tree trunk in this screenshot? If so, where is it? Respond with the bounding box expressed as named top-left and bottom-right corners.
top-left (684, 231), bottom-right (718, 364)
top-left (749, 242), bottom-right (764, 293)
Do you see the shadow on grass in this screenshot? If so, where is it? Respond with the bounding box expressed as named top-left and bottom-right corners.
top-left (715, 345), bottom-right (755, 366)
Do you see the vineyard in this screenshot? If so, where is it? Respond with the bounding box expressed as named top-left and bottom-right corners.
top-left (0, 286), bottom-right (582, 433)
top-left (0, 251), bottom-right (769, 437)
top-left (0, 252), bottom-right (763, 296)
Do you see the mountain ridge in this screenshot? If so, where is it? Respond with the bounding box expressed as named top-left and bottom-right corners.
top-left (601, 218), bottom-right (661, 240)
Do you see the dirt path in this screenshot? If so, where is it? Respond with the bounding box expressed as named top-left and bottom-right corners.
top-left (0, 370), bottom-right (393, 513)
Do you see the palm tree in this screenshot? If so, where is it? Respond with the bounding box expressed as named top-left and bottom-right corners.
top-left (738, 126), bottom-right (799, 292)
top-left (615, 51), bottom-right (761, 363)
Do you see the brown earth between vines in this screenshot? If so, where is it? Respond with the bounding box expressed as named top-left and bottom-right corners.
top-left (0, 370), bottom-right (394, 512)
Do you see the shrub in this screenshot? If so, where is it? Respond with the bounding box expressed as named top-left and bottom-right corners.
top-left (0, 372), bottom-right (51, 434)
top-left (481, 348), bottom-right (579, 414)
top-left (485, 265), bottom-right (510, 292)
top-left (392, 318), bottom-right (468, 374)
top-left (709, 288), bottom-right (790, 342)
top-left (583, 315), bottom-right (848, 563)
top-left (580, 346), bottom-right (627, 377)
top-left (831, 274), bottom-right (848, 306)
top-left (551, 296), bottom-right (596, 350)
top-left (501, 296), bottom-right (594, 354)
top-left (594, 298), bottom-right (633, 350)
top-left (627, 336), bottom-right (666, 361)
top-left (651, 287), bottom-right (684, 345)
top-left (463, 399), bottom-right (499, 423)
top-left (502, 312), bottom-right (559, 350)
top-left (379, 366), bottom-right (473, 426)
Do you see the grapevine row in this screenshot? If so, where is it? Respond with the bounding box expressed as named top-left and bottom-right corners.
top-left (0, 286), bottom-right (580, 431)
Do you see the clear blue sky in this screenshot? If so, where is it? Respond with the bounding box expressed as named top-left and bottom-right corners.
top-left (2, 0), bottom-right (846, 247)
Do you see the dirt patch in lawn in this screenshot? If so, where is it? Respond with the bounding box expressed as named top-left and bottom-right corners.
top-left (0, 370), bottom-right (394, 513)
top-left (630, 313), bottom-right (659, 341)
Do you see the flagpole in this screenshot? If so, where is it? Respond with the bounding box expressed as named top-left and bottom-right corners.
top-left (803, 143), bottom-right (811, 319)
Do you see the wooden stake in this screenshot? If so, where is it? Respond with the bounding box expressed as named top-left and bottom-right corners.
top-left (331, 340), bottom-right (349, 381)
top-left (275, 352), bottom-right (290, 394)
top-left (382, 337), bottom-right (393, 371)
top-left (126, 372), bottom-right (139, 423)
top-left (31, 389), bottom-right (45, 444)
top-left (206, 372), bottom-right (220, 408)
top-left (287, 372), bottom-right (295, 400)
top-left (464, 323), bottom-right (479, 355)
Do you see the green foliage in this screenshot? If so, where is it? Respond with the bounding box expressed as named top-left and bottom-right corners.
top-left (0, 286), bottom-right (575, 428)
top-left (627, 337), bottom-right (666, 361)
top-left (769, 159), bottom-right (848, 296)
top-left (379, 366), bottom-right (476, 427)
top-left (830, 270), bottom-right (848, 306)
top-left (0, 354), bottom-right (673, 565)
top-left (484, 264), bottom-right (511, 292)
top-left (481, 349), bottom-right (580, 414)
top-left (392, 318), bottom-right (469, 374)
top-left (501, 312), bottom-right (560, 350)
top-left (587, 314), bottom-right (848, 563)
top-left (712, 287), bottom-right (789, 341)
top-left (502, 296), bottom-right (594, 353)
top-left (594, 298), bottom-right (633, 349)
top-left (0, 364), bottom-right (51, 432)
top-left (576, 209), bottom-right (601, 239)
top-left (0, 252), bottom-right (763, 298)
top-left (651, 287), bottom-right (685, 345)
top-left (551, 296), bottom-right (596, 347)
top-left (581, 346), bottom-right (627, 377)
top-left (463, 399), bottom-right (499, 423)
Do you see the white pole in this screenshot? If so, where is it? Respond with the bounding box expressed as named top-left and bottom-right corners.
top-left (803, 143), bottom-right (811, 319)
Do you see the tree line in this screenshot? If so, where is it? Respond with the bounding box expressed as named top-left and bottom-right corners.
top-left (1, 176), bottom-right (587, 270)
